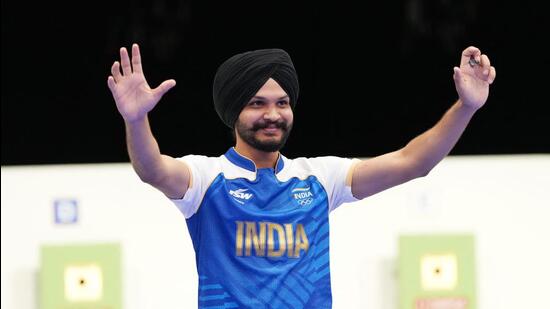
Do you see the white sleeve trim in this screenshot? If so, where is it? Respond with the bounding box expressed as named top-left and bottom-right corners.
top-left (296, 156), bottom-right (360, 212)
top-left (169, 155), bottom-right (221, 219)
top-left (328, 157), bottom-right (361, 212)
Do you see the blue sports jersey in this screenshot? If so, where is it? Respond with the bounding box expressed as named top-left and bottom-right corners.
top-left (171, 148), bottom-right (359, 308)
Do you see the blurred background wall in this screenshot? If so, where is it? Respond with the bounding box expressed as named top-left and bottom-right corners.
top-left (2, 155), bottom-right (549, 308)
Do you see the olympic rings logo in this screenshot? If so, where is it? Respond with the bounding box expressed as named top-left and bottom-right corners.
top-left (297, 198), bottom-right (313, 206)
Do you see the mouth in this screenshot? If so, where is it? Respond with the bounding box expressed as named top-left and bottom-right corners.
top-left (254, 122), bottom-right (284, 134)
top-left (261, 126), bottom-right (281, 133)
top-left (258, 127), bottom-right (282, 137)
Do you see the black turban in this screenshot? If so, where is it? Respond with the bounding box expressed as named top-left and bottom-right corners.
top-left (212, 48), bottom-right (299, 128)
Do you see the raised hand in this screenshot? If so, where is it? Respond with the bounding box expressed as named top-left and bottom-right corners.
top-left (107, 44), bottom-right (176, 123)
top-left (453, 46), bottom-right (496, 110)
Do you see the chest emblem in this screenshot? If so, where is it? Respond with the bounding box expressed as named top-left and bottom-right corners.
top-left (292, 187), bottom-right (314, 206)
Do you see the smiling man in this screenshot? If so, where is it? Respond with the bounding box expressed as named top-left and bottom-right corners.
top-left (233, 79), bottom-right (294, 153)
top-left (108, 45), bottom-right (495, 308)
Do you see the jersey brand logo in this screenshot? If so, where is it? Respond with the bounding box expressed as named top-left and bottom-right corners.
top-left (292, 187), bottom-right (314, 206)
top-left (229, 188), bottom-right (253, 204)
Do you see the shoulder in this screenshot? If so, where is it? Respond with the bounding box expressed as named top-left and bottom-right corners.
top-left (176, 154), bottom-right (220, 164)
top-left (279, 155), bottom-right (357, 180)
top-left (176, 154), bottom-right (223, 168)
top-left (174, 154), bottom-right (225, 180)
top-left (286, 155), bottom-right (356, 169)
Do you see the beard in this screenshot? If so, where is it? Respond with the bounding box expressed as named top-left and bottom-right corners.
top-left (235, 118), bottom-right (293, 152)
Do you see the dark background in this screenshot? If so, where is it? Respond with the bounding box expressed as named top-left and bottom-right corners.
top-left (2, 0), bottom-right (548, 166)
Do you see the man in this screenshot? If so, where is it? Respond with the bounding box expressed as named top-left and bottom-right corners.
top-left (107, 44), bottom-right (495, 308)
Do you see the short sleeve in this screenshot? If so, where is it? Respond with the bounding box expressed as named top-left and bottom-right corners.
top-left (169, 155), bottom-right (221, 219)
top-left (308, 156), bottom-right (361, 212)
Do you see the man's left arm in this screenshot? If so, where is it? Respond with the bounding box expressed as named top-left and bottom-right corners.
top-left (351, 46), bottom-right (496, 200)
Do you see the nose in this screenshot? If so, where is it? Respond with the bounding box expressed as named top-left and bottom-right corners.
top-left (263, 104), bottom-right (281, 122)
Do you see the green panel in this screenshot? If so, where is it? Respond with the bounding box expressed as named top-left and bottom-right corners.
top-left (40, 243), bottom-right (122, 309)
top-left (399, 234), bottom-right (476, 309)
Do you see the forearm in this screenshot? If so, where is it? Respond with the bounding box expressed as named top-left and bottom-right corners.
top-left (402, 99), bottom-right (477, 175)
top-left (125, 117), bottom-right (165, 183)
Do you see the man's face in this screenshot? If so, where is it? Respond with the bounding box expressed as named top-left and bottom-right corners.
top-left (235, 78), bottom-right (294, 152)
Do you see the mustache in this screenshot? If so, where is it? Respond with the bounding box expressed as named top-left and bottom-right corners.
top-left (251, 120), bottom-right (288, 131)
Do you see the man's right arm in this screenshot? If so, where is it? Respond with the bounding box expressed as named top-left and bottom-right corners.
top-left (107, 43), bottom-right (189, 199)
top-left (125, 117), bottom-right (190, 199)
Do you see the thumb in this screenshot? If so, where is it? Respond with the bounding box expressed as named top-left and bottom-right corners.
top-left (153, 79), bottom-right (176, 98)
top-left (453, 67), bottom-right (463, 86)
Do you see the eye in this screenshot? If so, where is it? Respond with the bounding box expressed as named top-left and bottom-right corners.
top-left (248, 100), bottom-right (264, 107)
top-left (277, 100), bottom-right (289, 106)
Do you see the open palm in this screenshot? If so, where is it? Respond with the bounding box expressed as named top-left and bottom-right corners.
top-left (107, 44), bottom-right (176, 123)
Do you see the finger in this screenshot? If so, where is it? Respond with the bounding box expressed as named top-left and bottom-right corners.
top-left (131, 43), bottom-right (143, 74)
top-left (120, 47), bottom-right (132, 75)
top-left (107, 76), bottom-right (116, 92)
top-left (153, 79), bottom-right (176, 98)
top-left (111, 61), bottom-right (122, 82)
top-left (480, 54), bottom-right (491, 68)
top-left (461, 46), bottom-right (481, 66)
top-left (488, 66), bottom-right (496, 84)
top-left (480, 54), bottom-right (492, 76)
